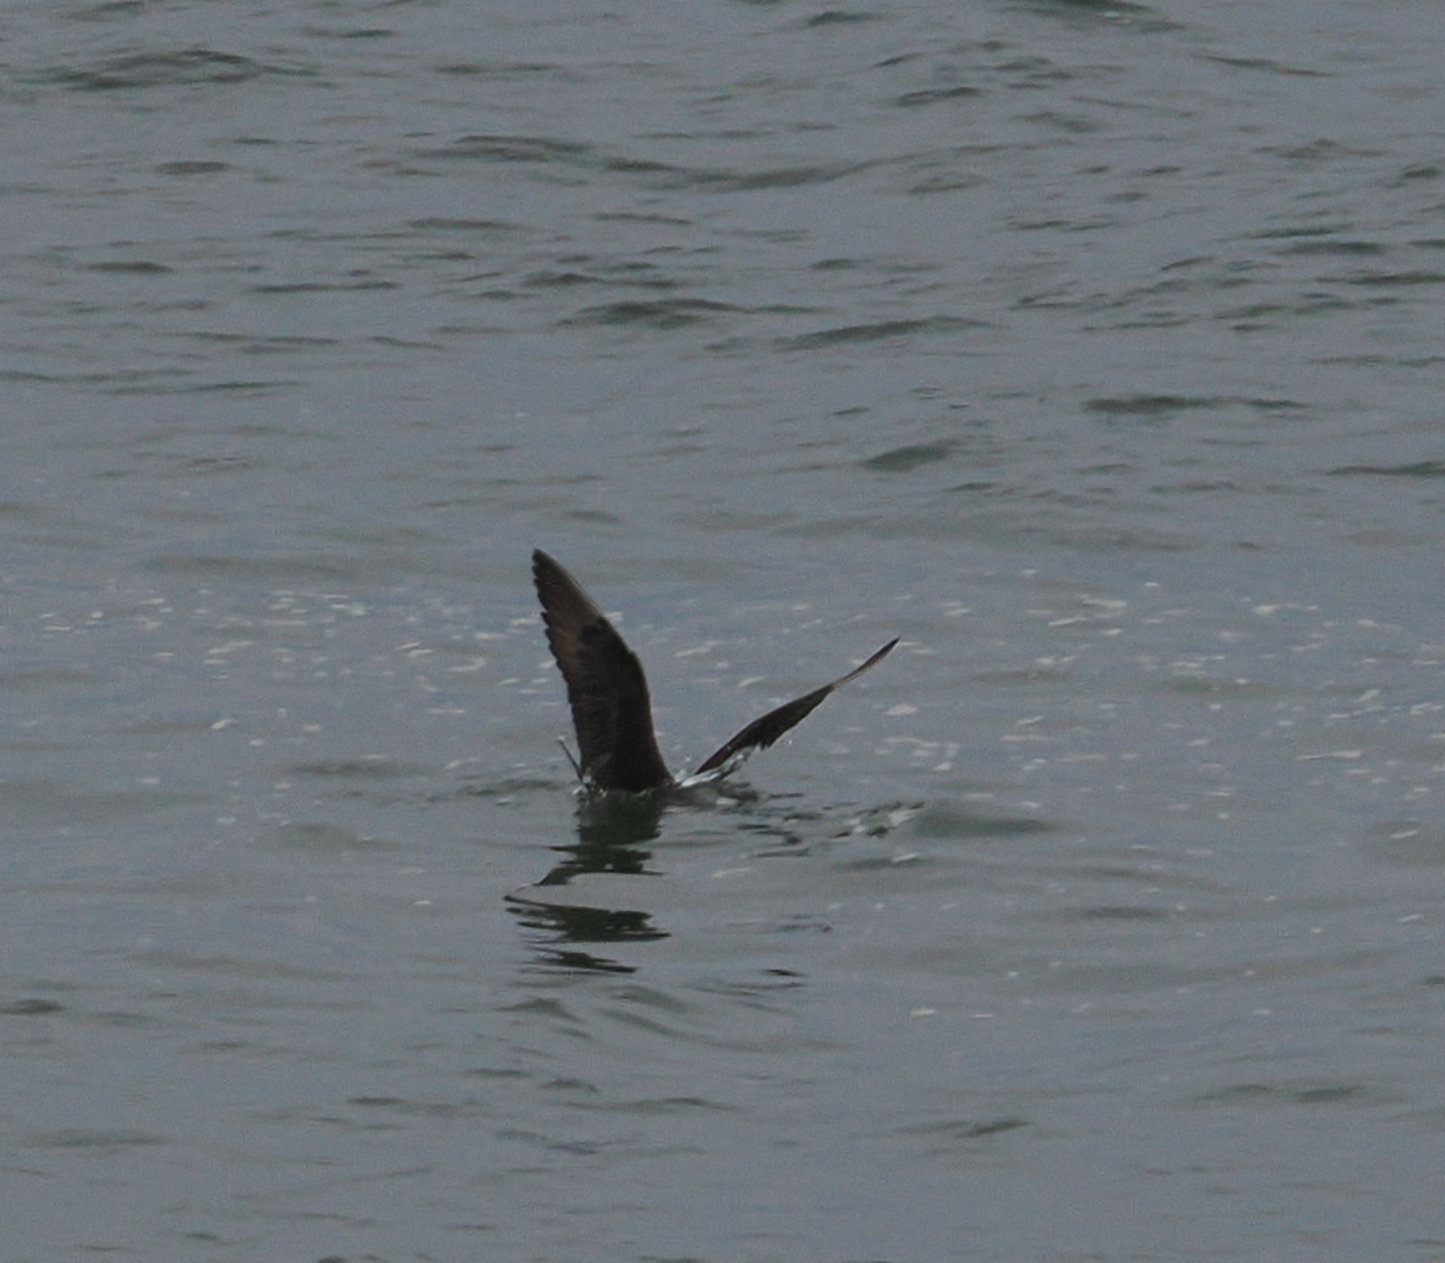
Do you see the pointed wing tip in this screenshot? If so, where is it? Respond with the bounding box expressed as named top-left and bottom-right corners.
top-left (839, 636), bottom-right (900, 683)
top-left (532, 550), bottom-right (587, 619)
top-left (691, 635), bottom-right (900, 778)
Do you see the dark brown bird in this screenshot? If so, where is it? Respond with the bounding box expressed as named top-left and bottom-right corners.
top-left (533, 549), bottom-right (898, 792)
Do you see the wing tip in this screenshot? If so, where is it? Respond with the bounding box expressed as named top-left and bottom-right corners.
top-left (532, 549), bottom-right (588, 623)
top-left (691, 635), bottom-right (899, 779)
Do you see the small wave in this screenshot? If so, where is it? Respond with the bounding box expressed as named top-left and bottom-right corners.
top-left (39, 49), bottom-right (309, 91)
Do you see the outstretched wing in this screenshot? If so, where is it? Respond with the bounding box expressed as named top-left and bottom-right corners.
top-left (532, 550), bottom-right (673, 792)
top-left (693, 637), bottom-right (899, 778)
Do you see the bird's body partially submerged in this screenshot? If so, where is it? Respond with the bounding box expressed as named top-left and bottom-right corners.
top-left (532, 549), bottom-right (897, 792)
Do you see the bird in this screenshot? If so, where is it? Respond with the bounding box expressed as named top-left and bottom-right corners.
top-left (532, 549), bottom-right (898, 792)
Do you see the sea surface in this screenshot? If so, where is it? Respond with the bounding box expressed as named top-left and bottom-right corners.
top-left (2, 1), bottom-right (1443, 1260)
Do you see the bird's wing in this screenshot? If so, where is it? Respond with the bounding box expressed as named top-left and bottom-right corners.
top-left (693, 637), bottom-right (899, 778)
top-left (532, 550), bottom-right (673, 792)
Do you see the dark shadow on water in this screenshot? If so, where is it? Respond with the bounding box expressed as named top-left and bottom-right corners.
top-left (505, 783), bottom-right (925, 972)
top-left (505, 791), bottom-right (670, 972)
top-left (538, 791), bottom-right (668, 884)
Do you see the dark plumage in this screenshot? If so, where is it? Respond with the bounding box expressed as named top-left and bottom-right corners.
top-left (533, 549), bottom-right (897, 792)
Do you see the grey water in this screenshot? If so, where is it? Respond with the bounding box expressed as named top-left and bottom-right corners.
top-left (2, 0), bottom-right (1443, 1259)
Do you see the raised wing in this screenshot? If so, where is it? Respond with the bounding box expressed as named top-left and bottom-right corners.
top-left (532, 550), bottom-right (673, 792)
top-left (693, 637), bottom-right (899, 778)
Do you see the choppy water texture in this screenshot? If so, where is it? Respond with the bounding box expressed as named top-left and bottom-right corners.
top-left (2, 1), bottom-right (1444, 1260)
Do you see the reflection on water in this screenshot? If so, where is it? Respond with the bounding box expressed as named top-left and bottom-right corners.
top-left (506, 785), bottom-right (877, 970)
top-left (541, 792), bottom-right (668, 883)
top-left (507, 792), bottom-right (670, 970)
